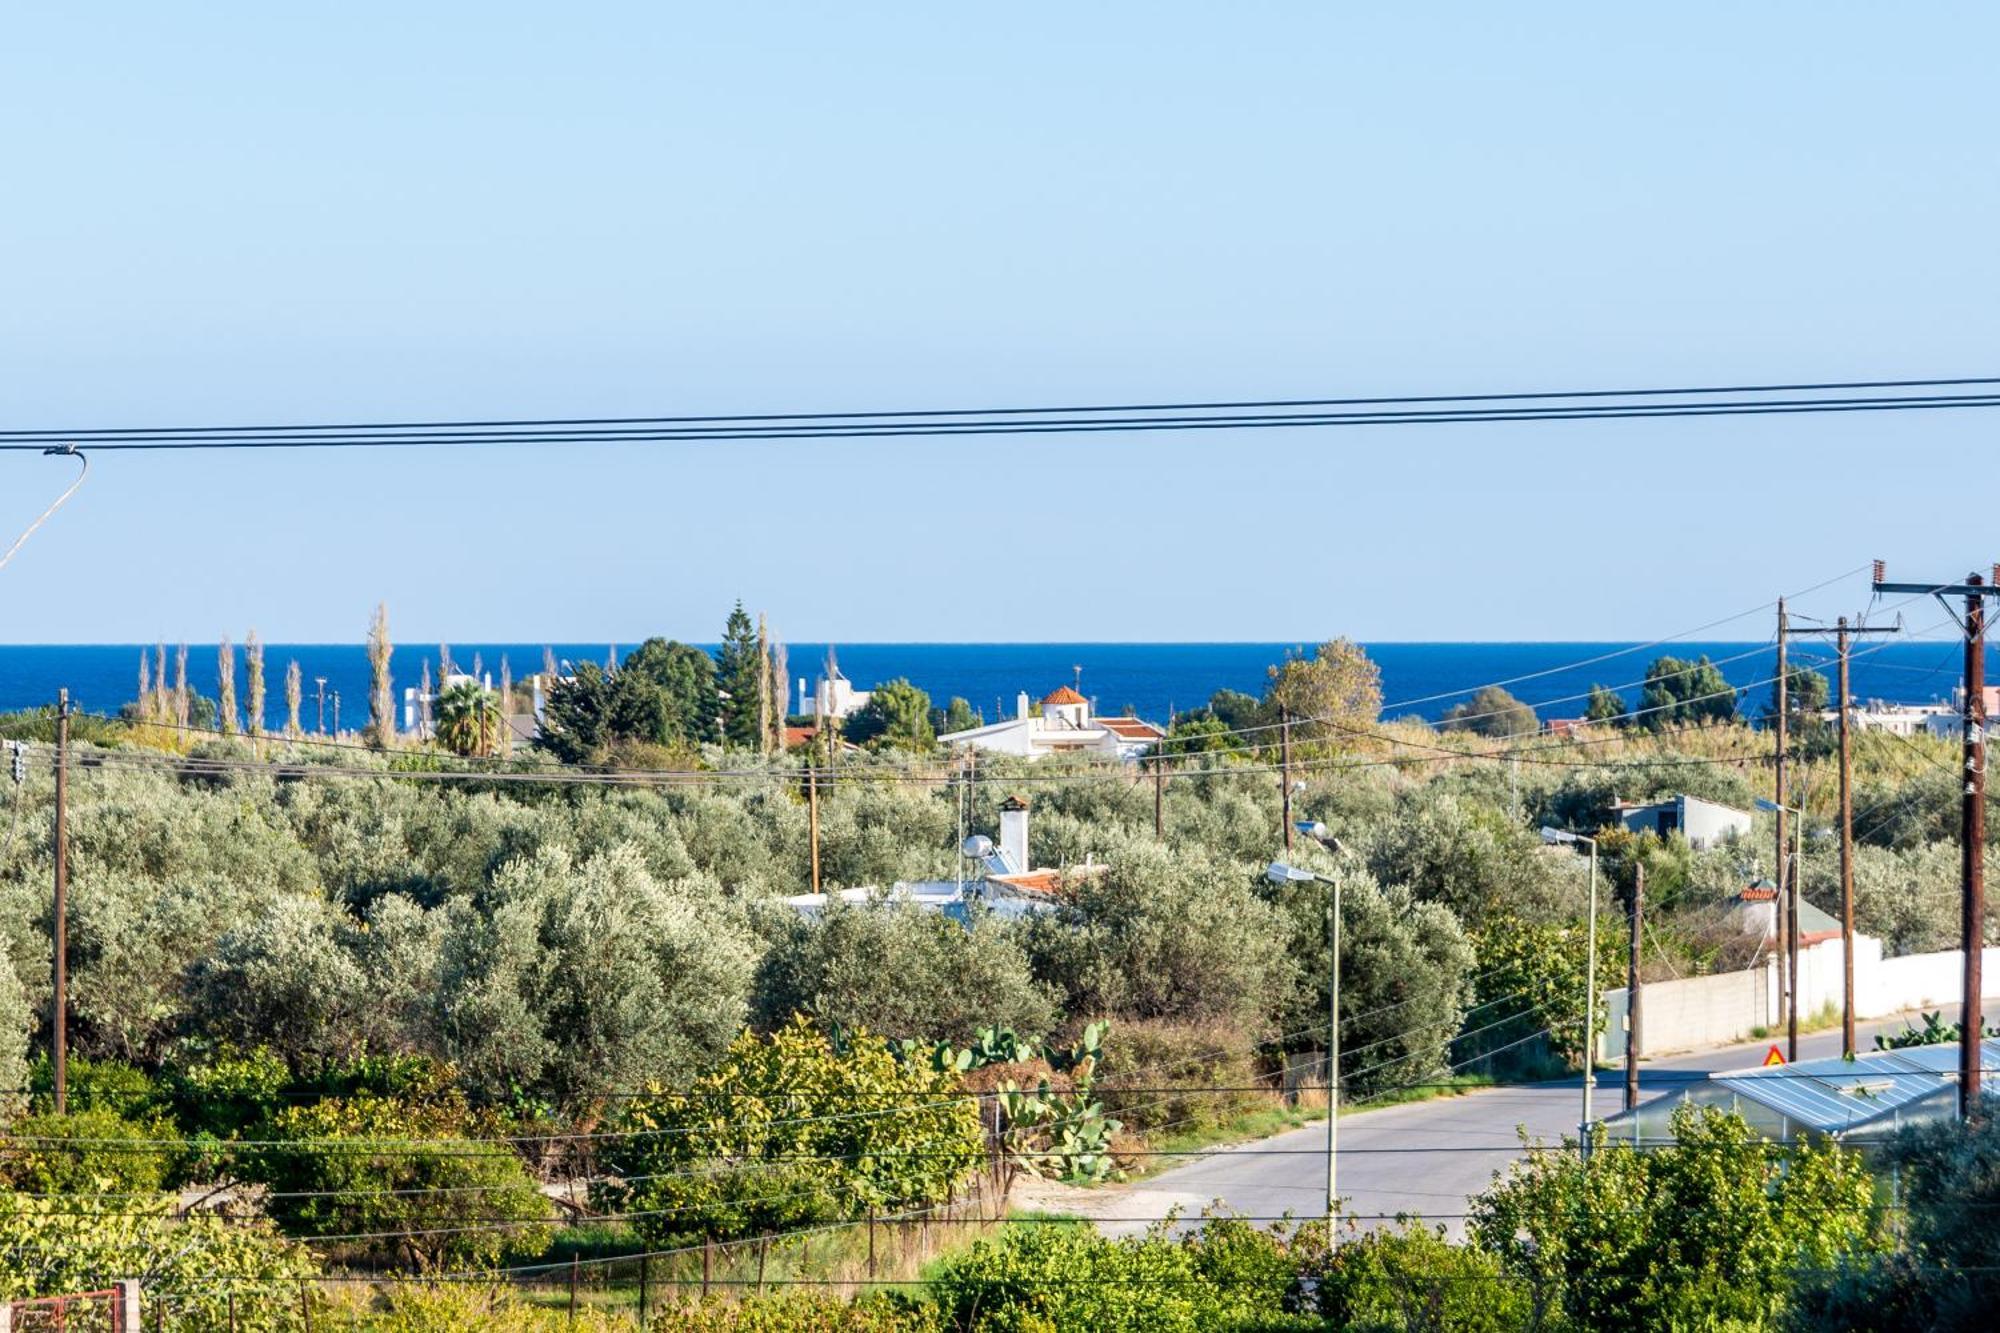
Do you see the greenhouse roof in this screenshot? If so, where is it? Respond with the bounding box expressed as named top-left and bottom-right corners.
top-left (1610, 1039), bottom-right (2000, 1140)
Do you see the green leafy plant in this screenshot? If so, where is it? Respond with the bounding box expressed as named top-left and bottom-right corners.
top-left (999, 1022), bottom-right (1121, 1184)
top-left (594, 1017), bottom-right (985, 1247)
top-left (1874, 1010), bottom-right (1998, 1050)
top-left (242, 1085), bottom-right (549, 1271)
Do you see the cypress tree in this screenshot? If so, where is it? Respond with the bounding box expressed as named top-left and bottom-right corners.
top-left (285, 661), bottom-right (303, 739)
top-left (217, 637), bottom-right (239, 736)
top-left (498, 655), bottom-right (514, 757)
top-left (245, 631), bottom-right (266, 740)
top-left (366, 602), bottom-right (395, 748)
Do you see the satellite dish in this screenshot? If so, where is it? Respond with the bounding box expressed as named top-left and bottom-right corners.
top-left (961, 835), bottom-right (995, 858)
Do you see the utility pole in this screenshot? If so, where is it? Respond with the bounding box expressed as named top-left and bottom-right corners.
top-left (1791, 614), bottom-right (1899, 1057)
top-left (52, 689), bottom-right (70, 1115)
top-left (1968, 577), bottom-right (1988, 1117)
top-left (808, 761), bottom-right (822, 894)
top-left (1153, 742), bottom-right (1165, 839)
top-left (1873, 562), bottom-right (1997, 1118)
top-left (1775, 598), bottom-right (1795, 1060)
top-left (1280, 712), bottom-right (1294, 852)
top-left (1626, 862), bottom-right (1642, 1113)
top-left (1840, 617), bottom-right (1855, 1057)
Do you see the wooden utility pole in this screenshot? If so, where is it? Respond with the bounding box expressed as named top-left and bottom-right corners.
top-left (1775, 599), bottom-right (1797, 1060)
top-left (1873, 563), bottom-right (1997, 1118)
top-left (52, 689), bottom-right (70, 1115)
top-left (1964, 577), bottom-right (1988, 1115)
top-left (1791, 615), bottom-right (1898, 1058)
top-left (808, 763), bottom-right (822, 894)
top-left (1839, 618), bottom-right (1857, 1058)
top-left (1626, 862), bottom-right (1643, 1113)
top-left (1280, 712), bottom-right (1294, 851)
top-left (1153, 743), bottom-right (1165, 838)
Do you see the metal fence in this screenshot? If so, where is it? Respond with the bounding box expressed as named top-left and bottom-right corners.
top-left (0, 1287), bottom-right (135, 1333)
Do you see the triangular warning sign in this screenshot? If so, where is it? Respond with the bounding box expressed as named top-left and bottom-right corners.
top-left (1763, 1045), bottom-right (1786, 1067)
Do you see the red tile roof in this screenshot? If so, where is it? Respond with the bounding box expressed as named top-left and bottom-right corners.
top-left (1098, 717), bottom-right (1165, 739)
top-left (1041, 685), bottom-right (1087, 705)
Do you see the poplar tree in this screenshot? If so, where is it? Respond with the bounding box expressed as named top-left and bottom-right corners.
top-left (366, 602), bottom-right (395, 748)
top-left (756, 614), bottom-right (772, 755)
top-left (770, 637), bottom-right (789, 751)
top-left (418, 659), bottom-right (434, 736)
top-left (498, 656), bottom-right (515, 757)
top-left (245, 631), bottom-right (266, 739)
top-left (217, 637), bottom-right (239, 736)
top-left (173, 645), bottom-right (190, 737)
top-left (285, 661), bottom-right (303, 739)
top-left (136, 652), bottom-right (151, 720)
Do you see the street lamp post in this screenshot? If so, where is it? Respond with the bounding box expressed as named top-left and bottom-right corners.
top-left (1543, 827), bottom-right (1599, 1159)
top-left (1270, 821), bottom-right (1347, 1233)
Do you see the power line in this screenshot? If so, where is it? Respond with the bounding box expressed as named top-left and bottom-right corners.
top-left (5, 383), bottom-right (2000, 450)
top-left (6, 374), bottom-right (1995, 439)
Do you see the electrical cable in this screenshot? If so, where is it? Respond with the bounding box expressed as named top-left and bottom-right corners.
top-left (0, 446), bottom-right (88, 574)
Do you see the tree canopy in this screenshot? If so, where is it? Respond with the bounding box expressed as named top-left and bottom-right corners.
top-left (1636, 654), bottom-right (1737, 730)
top-left (1440, 684), bottom-right (1538, 738)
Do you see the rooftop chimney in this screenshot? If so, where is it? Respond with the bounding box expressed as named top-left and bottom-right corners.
top-left (1017, 691), bottom-right (1031, 721)
top-left (998, 795), bottom-right (1030, 874)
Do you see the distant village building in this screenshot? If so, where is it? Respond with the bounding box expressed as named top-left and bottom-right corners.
top-left (1727, 877), bottom-right (1842, 946)
top-left (1612, 793), bottom-right (1752, 850)
top-left (779, 793), bottom-right (1099, 921)
top-left (937, 685), bottom-right (1164, 761)
top-left (1836, 689), bottom-right (1998, 741)
top-left (800, 669), bottom-right (871, 723)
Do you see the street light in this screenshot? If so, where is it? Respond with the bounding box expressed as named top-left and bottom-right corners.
top-left (1270, 830), bottom-right (1347, 1232)
top-left (1755, 798), bottom-right (1805, 1060)
top-left (1542, 826), bottom-right (1600, 1159)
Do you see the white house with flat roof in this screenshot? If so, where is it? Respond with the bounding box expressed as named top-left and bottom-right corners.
top-left (938, 686), bottom-right (1164, 761)
top-left (1612, 794), bottom-right (1752, 850)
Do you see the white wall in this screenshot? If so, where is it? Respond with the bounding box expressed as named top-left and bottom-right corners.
top-left (1602, 967), bottom-right (1769, 1059)
top-left (1601, 942), bottom-right (2000, 1060)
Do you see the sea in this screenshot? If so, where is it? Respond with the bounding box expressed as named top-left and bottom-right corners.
top-left (0, 640), bottom-right (1989, 733)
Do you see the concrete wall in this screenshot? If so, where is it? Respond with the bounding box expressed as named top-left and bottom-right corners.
top-left (1601, 942), bottom-right (2000, 1060)
top-left (1603, 967), bottom-right (1770, 1060)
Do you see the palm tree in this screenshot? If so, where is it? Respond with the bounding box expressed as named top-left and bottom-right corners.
top-left (434, 681), bottom-right (501, 757)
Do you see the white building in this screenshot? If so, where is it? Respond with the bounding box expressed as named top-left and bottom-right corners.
top-left (937, 685), bottom-right (1164, 761)
top-left (778, 794), bottom-right (1094, 921)
top-left (797, 649), bottom-right (871, 723)
top-left (1612, 793), bottom-right (1753, 850)
top-left (1843, 699), bottom-right (1953, 738)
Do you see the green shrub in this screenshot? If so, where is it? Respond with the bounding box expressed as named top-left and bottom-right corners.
top-left (161, 1040), bottom-right (293, 1139)
top-left (1470, 1104), bottom-right (1885, 1332)
top-left (28, 1052), bottom-right (168, 1119)
top-left (593, 1018), bottom-right (984, 1247)
top-left (647, 1295), bottom-right (942, 1331)
top-left (1312, 1222), bottom-right (1527, 1332)
top-left (0, 1105), bottom-right (183, 1193)
top-left (366, 1283), bottom-right (629, 1331)
top-left (1095, 1018), bottom-right (1267, 1137)
top-left (0, 1191), bottom-right (316, 1332)
top-left (927, 1221), bottom-right (1312, 1332)
top-left (752, 900), bottom-right (1056, 1043)
top-left (243, 1088), bottom-right (550, 1271)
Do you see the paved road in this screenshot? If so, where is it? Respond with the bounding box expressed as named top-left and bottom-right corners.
top-left (1052, 1011), bottom-right (1936, 1237)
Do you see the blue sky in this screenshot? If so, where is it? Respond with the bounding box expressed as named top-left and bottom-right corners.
top-left (1, 4), bottom-right (1995, 643)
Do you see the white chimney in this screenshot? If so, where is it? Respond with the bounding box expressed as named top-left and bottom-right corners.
top-left (998, 795), bottom-right (1030, 873)
top-left (1017, 691), bottom-right (1031, 721)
